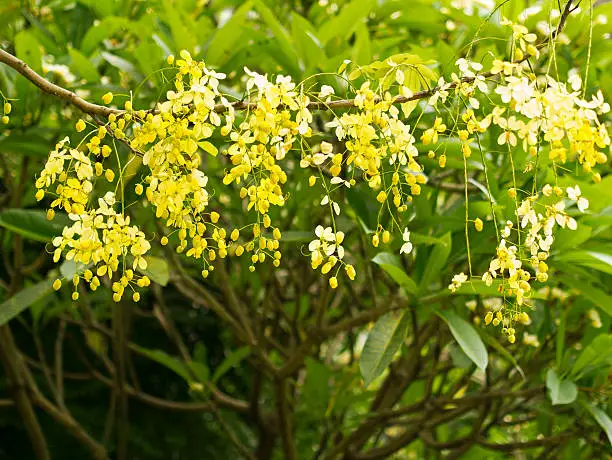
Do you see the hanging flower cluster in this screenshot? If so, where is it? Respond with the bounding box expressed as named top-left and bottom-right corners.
top-left (446, 18), bottom-right (610, 341)
top-left (33, 17), bottom-right (610, 334)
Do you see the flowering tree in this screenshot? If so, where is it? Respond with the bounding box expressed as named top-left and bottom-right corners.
top-left (0, 0), bottom-right (611, 458)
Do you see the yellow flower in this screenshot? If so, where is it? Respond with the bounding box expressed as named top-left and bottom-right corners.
top-left (52, 279), bottom-right (62, 291)
top-left (102, 92), bottom-right (113, 104)
top-left (76, 119), bottom-right (86, 132)
top-left (329, 277), bottom-right (338, 289)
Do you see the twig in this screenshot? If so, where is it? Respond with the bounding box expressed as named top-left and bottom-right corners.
top-left (0, 49), bottom-right (119, 117)
top-left (55, 319), bottom-right (67, 410)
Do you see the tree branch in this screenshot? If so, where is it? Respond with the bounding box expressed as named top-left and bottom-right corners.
top-left (0, 49), bottom-right (119, 117)
top-left (0, 3), bottom-right (575, 122)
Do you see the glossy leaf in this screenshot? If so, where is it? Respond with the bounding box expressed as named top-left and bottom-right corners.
top-left (419, 232), bottom-right (452, 292)
top-left (0, 280), bottom-right (53, 325)
top-left (585, 402), bottom-right (612, 446)
top-left (0, 209), bottom-right (70, 243)
top-left (132, 345), bottom-right (191, 382)
top-left (371, 252), bottom-right (418, 294)
top-left (139, 256), bottom-right (169, 286)
top-left (212, 347), bottom-right (250, 383)
top-left (360, 311), bottom-right (410, 387)
top-left (318, 0), bottom-right (376, 45)
top-left (571, 334), bottom-right (612, 378)
top-left (438, 310), bottom-right (487, 370)
top-left (546, 369), bottom-right (577, 405)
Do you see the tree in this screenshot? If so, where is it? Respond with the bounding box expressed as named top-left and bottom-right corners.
top-left (0, 0), bottom-right (611, 458)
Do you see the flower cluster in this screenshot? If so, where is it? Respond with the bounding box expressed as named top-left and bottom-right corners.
top-left (50, 192), bottom-right (151, 302)
top-left (309, 226), bottom-right (355, 288)
top-left (32, 15), bottom-right (610, 326)
top-left (442, 18), bottom-right (610, 339)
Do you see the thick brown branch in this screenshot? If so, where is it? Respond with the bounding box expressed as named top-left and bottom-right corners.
top-left (0, 49), bottom-right (119, 117)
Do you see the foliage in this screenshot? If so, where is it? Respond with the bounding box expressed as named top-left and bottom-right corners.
top-left (0, 0), bottom-right (611, 459)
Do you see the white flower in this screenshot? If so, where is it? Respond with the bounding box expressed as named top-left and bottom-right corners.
top-left (568, 70), bottom-right (582, 92)
top-left (319, 85), bottom-right (335, 99)
top-left (566, 185), bottom-right (581, 201)
top-left (567, 186), bottom-right (589, 212)
top-left (400, 228), bottom-right (413, 254)
top-left (449, 272), bottom-right (468, 292)
top-left (315, 225), bottom-right (334, 242)
top-left (495, 85), bottom-right (512, 103)
top-left (332, 201), bottom-right (340, 215)
top-left (523, 333), bottom-right (540, 347)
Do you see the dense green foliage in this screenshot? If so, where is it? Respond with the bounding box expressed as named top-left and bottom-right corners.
top-left (0, 0), bottom-right (611, 459)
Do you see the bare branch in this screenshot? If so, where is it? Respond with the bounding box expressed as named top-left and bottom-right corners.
top-left (0, 49), bottom-right (119, 117)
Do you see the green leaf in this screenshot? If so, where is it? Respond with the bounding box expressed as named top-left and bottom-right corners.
top-left (187, 361), bottom-right (210, 383)
top-left (482, 331), bottom-right (525, 380)
top-left (571, 334), bottom-right (612, 378)
top-left (281, 231), bottom-right (312, 243)
top-left (68, 47), bottom-right (99, 82)
top-left (0, 280), bottom-right (53, 325)
top-left (206, 1), bottom-right (253, 66)
top-left (554, 225), bottom-right (592, 250)
top-left (360, 311), bottom-right (410, 387)
top-left (132, 345), bottom-right (191, 381)
top-left (15, 30), bottom-right (43, 73)
top-left (371, 252), bottom-right (418, 294)
top-left (291, 13), bottom-right (326, 70)
top-left (556, 250), bottom-right (612, 276)
top-left (546, 368), bottom-right (577, 405)
top-left (0, 209), bottom-right (70, 243)
top-left (80, 16), bottom-right (130, 55)
top-left (138, 256), bottom-right (169, 286)
top-left (162, 1), bottom-right (198, 52)
top-left (560, 275), bottom-right (612, 316)
top-left (419, 232), bottom-right (452, 293)
top-left (317, 0), bottom-right (376, 46)
top-left (0, 133), bottom-right (51, 157)
top-left (352, 23), bottom-right (371, 65)
top-left (585, 402), bottom-right (612, 446)
top-left (212, 347), bottom-right (250, 383)
top-left (410, 232), bottom-right (448, 246)
top-left (253, 0), bottom-right (299, 74)
top-left (100, 51), bottom-right (141, 77)
top-left (438, 310), bottom-right (488, 371)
